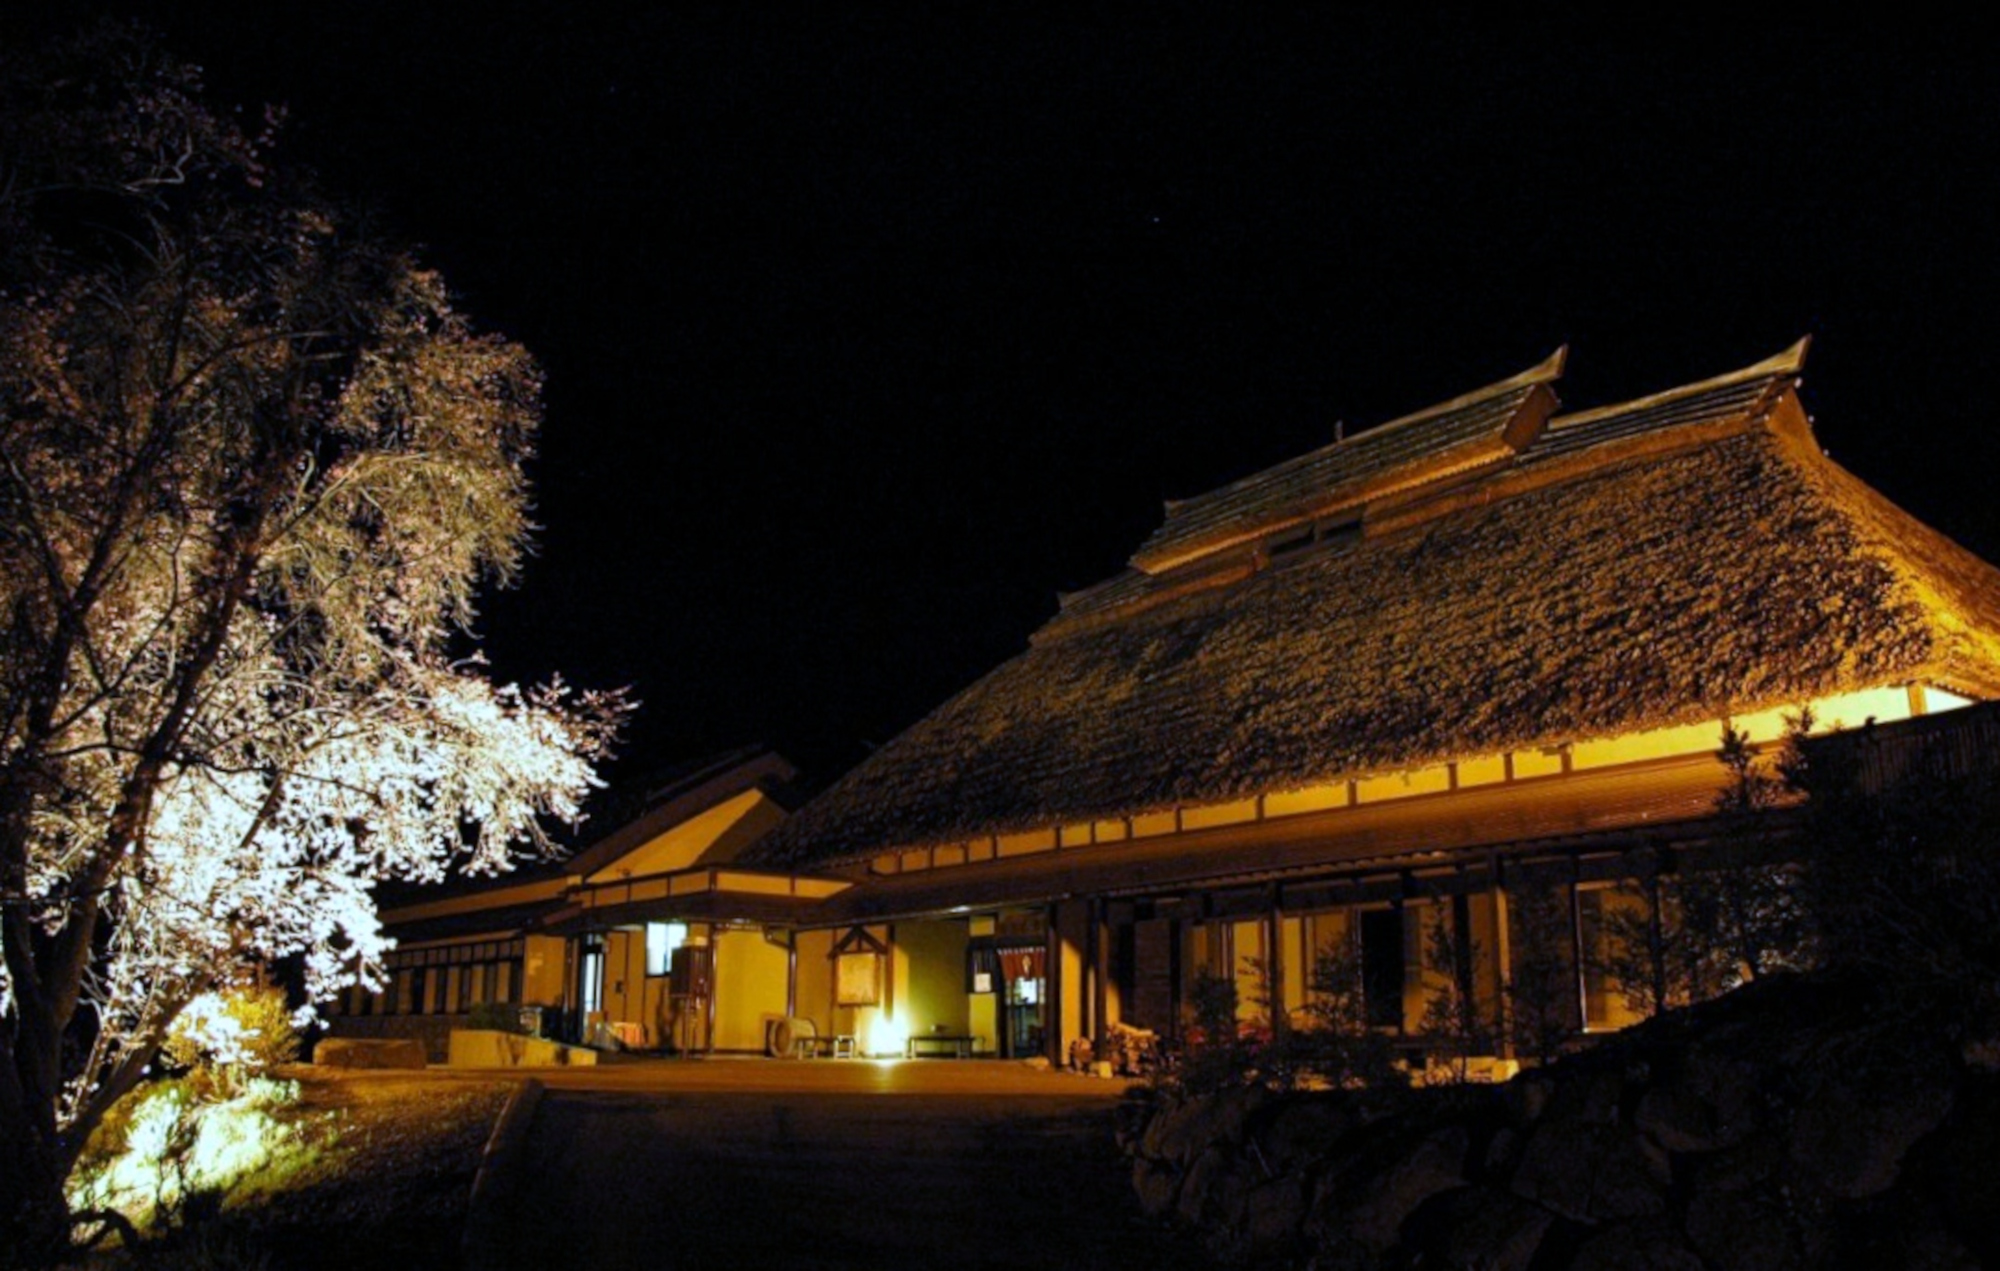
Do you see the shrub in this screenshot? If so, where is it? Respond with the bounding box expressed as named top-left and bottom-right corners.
top-left (1798, 721), bottom-right (2000, 1032)
top-left (162, 983), bottom-right (300, 1081)
top-left (68, 1076), bottom-right (314, 1238)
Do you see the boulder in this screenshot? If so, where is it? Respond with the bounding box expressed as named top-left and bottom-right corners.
top-left (1175, 1145), bottom-right (1232, 1228)
top-left (1498, 1073), bottom-right (1555, 1127)
top-left (1131, 1157), bottom-right (1182, 1220)
top-left (1538, 1063), bottom-right (1626, 1127)
top-left (1315, 1123), bottom-right (1470, 1252)
top-left (314, 1036), bottom-right (427, 1069)
top-left (1921, 1076), bottom-right (2000, 1265)
top-left (1788, 1050), bottom-right (1955, 1198)
top-left (1250, 1094), bottom-right (1355, 1174)
top-left (1140, 1096), bottom-right (1210, 1167)
top-left (1508, 1118), bottom-right (1669, 1223)
top-left (1144, 1085), bottom-right (1271, 1167)
top-left (1569, 1218), bottom-right (1706, 1271)
top-left (1402, 1185), bottom-right (1554, 1271)
top-left (1241, 1174), bottom-right (1312, 1260)
top-left (1684, 1173), bottom-right (1833, 1271)
top-left (1632, 1043), bottom-right (1763, 1153)
top-left (1830, 1189), bottom-right (1983, 1271)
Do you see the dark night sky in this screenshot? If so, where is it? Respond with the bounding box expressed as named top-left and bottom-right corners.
top-left (23, 9), bottom-right (2000, 789)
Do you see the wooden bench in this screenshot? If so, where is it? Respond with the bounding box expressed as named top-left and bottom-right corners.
top-left (905, 1033), bottom-right (981, 1059)
top-left (799, 1033), bottom-right (857, 1059)
top-left (771, 1016), bottom-right (856, 1059)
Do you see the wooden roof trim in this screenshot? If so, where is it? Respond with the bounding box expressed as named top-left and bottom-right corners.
top-left (565, 750), bottom-right (797, 877)
top-left (1133, 384), bottom-right (1561, 575)
top-left (1367, 344), bottom-right (1567, 436)
top-left (1548, 338), bottom-right (1809, 433)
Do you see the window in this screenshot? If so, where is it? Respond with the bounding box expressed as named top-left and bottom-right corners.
top-left (646, 921), bottom-right (688, 977)
top-left (1360, 908), bottom-right (1404, 1029)
top-left (1578, 885), bottom-right (1649, 1031)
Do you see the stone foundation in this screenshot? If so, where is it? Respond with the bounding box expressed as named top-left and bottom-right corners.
top-left (1120, 972), bottom-right (1998, 1268)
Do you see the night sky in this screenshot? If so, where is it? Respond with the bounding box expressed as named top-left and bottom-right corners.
top-left (22, 9), bottom-right (2000, 791)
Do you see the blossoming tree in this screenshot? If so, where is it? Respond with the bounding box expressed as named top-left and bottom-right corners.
top-left (0, 28), bottom-right (624, 1259)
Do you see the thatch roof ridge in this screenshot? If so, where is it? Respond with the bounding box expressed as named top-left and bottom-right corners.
top-left (751, 353), bottom-right (2000, 869)
top-left (1130, 349), bottom-right (1565, 573)
top-left (1547, 338), bottom-right (1809, 432)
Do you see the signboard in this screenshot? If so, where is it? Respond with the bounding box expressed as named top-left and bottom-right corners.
top-left (835, 950), bottom-right (882, 1006)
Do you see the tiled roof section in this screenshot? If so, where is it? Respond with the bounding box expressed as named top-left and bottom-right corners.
top-left (1130, 349), bottom-right (1566, 573)
top-left (753, 347), bottom-right (2000, 869)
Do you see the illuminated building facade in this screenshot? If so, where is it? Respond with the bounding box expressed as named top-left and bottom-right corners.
top-left (331, 342), bottom-right (2000, 1066)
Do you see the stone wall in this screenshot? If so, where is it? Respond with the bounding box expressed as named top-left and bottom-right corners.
top-left (1120, 972), bottom-right (1998, 1269)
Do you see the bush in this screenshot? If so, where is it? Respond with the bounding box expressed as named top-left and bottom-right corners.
top-left (1169, 954), bottom-right (1406, 1095)
top-left (1798, 724), bottom-right (2000, 1031)
top-left (68, 1075), bottom-right (313, 1238)
top-left (162, 983), bottom-right (300, 1080)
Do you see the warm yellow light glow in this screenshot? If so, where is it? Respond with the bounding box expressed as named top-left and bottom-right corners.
top-left (1454, 755), bottom-right (1508, 787)
top-left (1179, 797), bottom-right (1259, 830)
top-left (1355, 764), bottom-right (1452, 804)
top-left (72, 1077), bottom-right (310, 1227)
top-left (1925, 684), bottom-right (1975, 713)
top-left (996, 828), bottom-right (1057, 857)
top-left (867, 1010), bottom-right (910, 1057)
top-left (1571, 720), bottom-right (1724, 771)
top-left (1265, 781), bottom-right (1349, 817)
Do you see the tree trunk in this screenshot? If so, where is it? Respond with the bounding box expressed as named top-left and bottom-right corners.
top-left (0, 1046), bottom-right (73, 1268)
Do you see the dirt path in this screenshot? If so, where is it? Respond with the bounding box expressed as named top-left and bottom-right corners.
top-left (480, 1069), bottom-right (1212, 1269)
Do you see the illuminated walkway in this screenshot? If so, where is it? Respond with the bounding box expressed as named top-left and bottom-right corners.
top-left (465, 1058), bottom-right (1212, 1269)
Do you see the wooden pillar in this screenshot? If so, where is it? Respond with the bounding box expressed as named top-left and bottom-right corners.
top-left (1646, 869), bottom-right (1668, 1017)
top-left (1044, 903), bottom-right (1063, 1064)
top-left (1392, 876), bottom-right (1409, 1037)
top-left (703, 925), bottom-right (719, 1055)
top-left (1167, 915), bottom-right (1184, 1041)
top-left (785, 929), bottom-right (798, 1020)
top-left (1491, 857), bottom-right (1516, 1060)
top-left (1090, 896), bottom-right (1110, 1048)
top-left (1568, 864), bottom-right (1589, 1034)
top-left (1266, 891), bottom-right (1287, 1037)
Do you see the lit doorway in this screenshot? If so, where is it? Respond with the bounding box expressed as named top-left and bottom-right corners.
top-left (998, 947), bottom-right (1046, 1058)
top-left (577, 936), bottom-right (604, 1034)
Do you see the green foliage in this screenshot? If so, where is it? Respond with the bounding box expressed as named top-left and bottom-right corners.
top-left (1685, 721), bottom-right (1818, 983)
top-left (68, 1075), bottom-right (318, 1242)
top-left (1289, 939), bottom-right (1405, 1090)
top-left (1172, 946), bottom-right (1406, 1095)
top-left (1595, 875), bottom-right (1734, 1016)
top-left (1504, 885), bottom-right (1575, 1065)
top-left (1174, 967), bottom-right (1252, 1094)
top-left (0, 23), bottom-right (622, 1260)
top-left (1797, 718), bottom-right (2000, 1030)
top-left (1417, 904), bottom-right (1493, 1083)
top-left (162, 983), bottom-right (300, 1080)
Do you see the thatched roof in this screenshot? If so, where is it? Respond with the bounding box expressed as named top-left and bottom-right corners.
top-left (754, 343), bottom-right (2000, 867)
